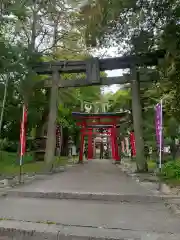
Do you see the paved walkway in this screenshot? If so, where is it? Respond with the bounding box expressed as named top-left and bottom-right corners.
top-left (0, 159), bottom-right (180, 239)
top-left (9, 159), bottom-right (151, 195)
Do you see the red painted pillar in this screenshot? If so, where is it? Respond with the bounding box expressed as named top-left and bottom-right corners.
top-left (79, 130), bottom-right (84, 163)
top-left (130, 131), bottom-right (136, 157)
top-left (113, 126), bottom-right (120, 163)
top-left (92, 137), bottom-right (94, 159)
top-left (110, 128), bottom-right (115, 160)
top-left (88, 128), bottom-right (93, 160)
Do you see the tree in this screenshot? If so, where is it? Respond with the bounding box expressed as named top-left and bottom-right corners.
top-left (79, 0), bottom-right (180, 164)
top-left (0, 0), bottom-right (102, 162)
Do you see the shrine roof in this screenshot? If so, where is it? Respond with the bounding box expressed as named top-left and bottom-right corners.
top-left (72, 111), bottom-right (129, 119)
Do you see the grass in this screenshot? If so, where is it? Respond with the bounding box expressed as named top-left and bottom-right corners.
top-left (0, 151), bottom-right (68, 175)
top-left (0, 217), bottom-right (58, 226)
top-left (162, 178), bottom-right (180, 187)
top-left (146, 158), bottom-right (180, 187)
top-left (158, 159), bottom-right (180, 187)
top-left (148, 160), bottom-right (157, 171)
top-left (130, 157), bottom-right (157, 172)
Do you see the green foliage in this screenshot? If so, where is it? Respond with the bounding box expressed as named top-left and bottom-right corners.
top-left (78, 0), bottom-right (180, 123)
top-left (78, 0), bottom-right (136, 47)
top-left (0, 151), bottom-right (33, 166)
top-left (1, 0), bottom-right (180, 163)
top-left (108, 89), bottom-right (131, 112)
top-left (148, 160), bottom-right (156, 171)
top-left (0, 151), bottom-right (68, 175)
top-left (162, 160), bottom-right (180, 180)
top-left (0, 0), bottom-right (102, 144)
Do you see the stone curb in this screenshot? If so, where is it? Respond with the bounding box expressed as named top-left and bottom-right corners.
top-left (165, 202), bottom-right (180, 215)
top-left (0, 164), bottom-right (76, 198)
top-left (0, 220), bottom-right (59, 240)
top-left (6, 190), bottom-right (178, 203)
top-left (119, 160), bottom-right (180, 215)
top-left (1, 219), bottom-right (180, 240)
top-left (119, 161), bottom-right (172, 195)
top-left (0, 166), bottom-right (66, 188)
top-left (0, 220), bottom-right (140, 240)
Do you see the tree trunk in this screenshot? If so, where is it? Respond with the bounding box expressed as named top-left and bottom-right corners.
top-left (59, 125), bottom-right (63, 154)
top-left (0, 75), bottom-right (8, 138)
top-left (171, 137), bottom-right (177, 160)
top-left (131, 67), bottom-right (148, 172)
top-left (29, 0), bottom-right (37, 53)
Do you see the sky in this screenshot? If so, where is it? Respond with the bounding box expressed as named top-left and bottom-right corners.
top-left (105, 69), bottom-right (123, 93)
top-left (93, 47), bottom-right (124, 93)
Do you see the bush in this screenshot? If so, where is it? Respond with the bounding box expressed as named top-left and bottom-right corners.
top-left (162, 160), bottom-right (180, 180)
top-left (3, 141), bottom-right (18, 152)
top-left (0, 139), bottom-right (9, 151)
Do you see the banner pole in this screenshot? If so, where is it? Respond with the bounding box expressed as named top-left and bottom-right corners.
top-left (19, 155), bottom-right (23, 183)
top-left (19, 104), bottom-right (27, 183)
top-left (159, 98), bottom-right (163, 171)
top-left (157, 99), bottom-right (163, 190)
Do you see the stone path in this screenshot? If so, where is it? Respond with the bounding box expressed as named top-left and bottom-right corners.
top-left (0, 159), bottom-right (180, 239)
top-left (8, 159), bottom-right (151, 194)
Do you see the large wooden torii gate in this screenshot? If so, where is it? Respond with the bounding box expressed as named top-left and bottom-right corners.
top-left (33, 49), bottom-right (165, 171)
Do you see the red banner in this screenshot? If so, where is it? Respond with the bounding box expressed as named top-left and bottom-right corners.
top-left (130, 132), bottom-right (136, 157)
top-left (56, 125), bottom-right (61, 148)
top-left (20, 105), bottom-right (27, 157)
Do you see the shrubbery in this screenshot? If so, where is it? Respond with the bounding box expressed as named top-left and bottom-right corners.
top-left (161, 160), bottom-right (180, 180)
top-left (0, 139), bottom-right (34, 153)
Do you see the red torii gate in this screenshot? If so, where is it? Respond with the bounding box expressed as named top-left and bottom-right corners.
top-left (72, 112), bottom-right (128, 164)
top-left (80, 126), bottom-right (114, 160)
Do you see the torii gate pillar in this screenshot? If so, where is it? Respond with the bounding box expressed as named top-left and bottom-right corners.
top-left (88, 128), bottom-right (93, 159)
top-left (110, 126), bottom-right (120, 164)
top-left (44, 70), bottom-right (59, 165)
top-left (79, 131), bottom-right (84, 163)
top-left (131, 67), bottom-right (148, 172)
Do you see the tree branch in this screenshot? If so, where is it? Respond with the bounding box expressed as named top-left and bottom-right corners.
top-left (36, 29), bottom-right (49, 50)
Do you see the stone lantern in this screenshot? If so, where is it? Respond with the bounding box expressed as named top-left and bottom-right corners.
top-left (68, 136), bottom-right (74, 157)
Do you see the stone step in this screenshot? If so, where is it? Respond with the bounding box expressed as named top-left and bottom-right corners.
top-left (0, 220), bottom-right (180, 240)
top-left (6, 190), bottom-right (180, 203)
top-left (0, 197), bottom-right (179, 235)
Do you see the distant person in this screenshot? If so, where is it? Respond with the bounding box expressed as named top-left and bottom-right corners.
top-left (77, 146), bottom-right (80, 154)
top-left (84, 147), bottom-right (88, 159)
top-left (144, 145), bottom-right (149, 161)
top-left (100, 143), bottom-right (103, 159)
top-left (72, 145), bottom-right (77, 164)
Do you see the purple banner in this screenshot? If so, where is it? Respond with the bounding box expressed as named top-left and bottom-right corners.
top-left (155, 102), bottom-right (163, 149)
